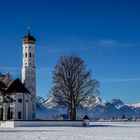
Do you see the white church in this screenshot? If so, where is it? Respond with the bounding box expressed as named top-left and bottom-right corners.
top-left (0, 30), bottom-right (89, 127)
top-left (0, 29), bottom-right (36, 120)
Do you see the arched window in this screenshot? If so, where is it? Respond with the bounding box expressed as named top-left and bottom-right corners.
top-left (8, 107), bottom-right (10, 120)
top-left (25, 53), bottom-right (27, 57)
top-left (0, 108), bottom-right (3, 120)
top-left (18, 111), bottom-right (22, 119)
top-left (10, 111), bottom-right (13, 120)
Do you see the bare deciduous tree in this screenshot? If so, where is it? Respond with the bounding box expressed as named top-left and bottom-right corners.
top-left (51, 54), bottom-right (99, 120)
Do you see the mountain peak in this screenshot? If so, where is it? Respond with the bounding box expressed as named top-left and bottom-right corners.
top-left (36, 96), bottom-right (140, 120)
top-left (110, 98), bottom-right (124, 109)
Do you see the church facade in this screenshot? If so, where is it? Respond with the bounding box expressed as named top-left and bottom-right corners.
top-left (0, 30), bottom-right (36, 120)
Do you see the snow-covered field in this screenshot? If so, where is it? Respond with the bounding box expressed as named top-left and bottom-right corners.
top-left (0, 122), bottom-right (140, 140)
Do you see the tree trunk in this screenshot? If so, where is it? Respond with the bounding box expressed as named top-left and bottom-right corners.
top-left (72, 108), bottom-right (76, 121)
top-left (69, 108), bottom-right (76, 121)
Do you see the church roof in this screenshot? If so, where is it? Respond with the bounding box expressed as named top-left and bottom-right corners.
top-left (22, 30), bottom-right (36, 44)
top-left (4, 78), bottom-right (30, 94)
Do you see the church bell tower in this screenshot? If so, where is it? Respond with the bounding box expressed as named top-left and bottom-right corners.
top-left (22, 28), bottom-right (36, 120)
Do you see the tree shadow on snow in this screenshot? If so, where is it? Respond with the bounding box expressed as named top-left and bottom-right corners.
top-left (89, 124), bottom-right (115, 127)
top-left (0, 129), bottom-right (62, 133)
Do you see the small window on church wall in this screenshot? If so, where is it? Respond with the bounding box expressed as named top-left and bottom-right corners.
top-left (30, 53), bottom-right (31, 57)
top-left (18, 98), bottom-right (22, 103)
top-left (25, 53), bottom-right (27, 57)
top-left (18, 112), bottom-right (22, 119)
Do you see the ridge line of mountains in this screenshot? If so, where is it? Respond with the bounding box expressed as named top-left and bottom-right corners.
top-left (36, 96), bottom-right (140, 120)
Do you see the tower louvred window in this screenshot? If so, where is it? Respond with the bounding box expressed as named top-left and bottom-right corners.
top-left (25, 53), bottom-right (27, 57)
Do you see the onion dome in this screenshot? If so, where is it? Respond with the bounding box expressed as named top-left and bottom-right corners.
top-left (22, 28), bottom-right (36, 44)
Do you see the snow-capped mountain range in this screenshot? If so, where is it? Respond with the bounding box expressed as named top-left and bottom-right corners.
top-left (36, 96), bottom-right (140, 120)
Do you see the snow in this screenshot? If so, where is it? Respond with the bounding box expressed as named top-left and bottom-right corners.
top-left (0, 122), bottom-right (140, 140)
top-left (37, 96), bottom-right (140, 120)
top-left (110, 98), bottom-right (124, 109)
top-left (130, 103), bottom-right (140, 108)
top-left (42, 96), bottom-right (57, 109)
top-left (94, 96), bottom-right (106, 107)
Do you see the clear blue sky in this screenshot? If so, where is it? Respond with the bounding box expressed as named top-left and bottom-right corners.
top-left (0, 0), bottom-right (140, 104)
